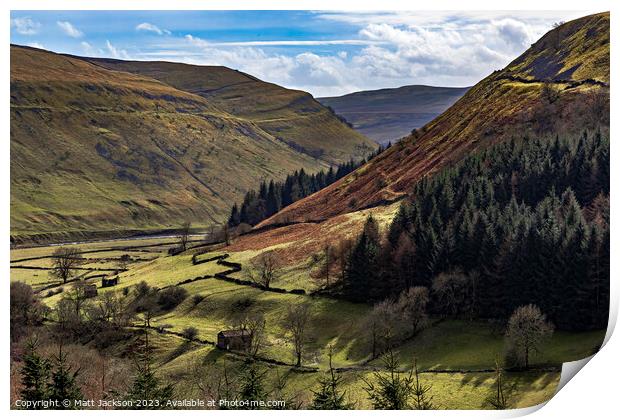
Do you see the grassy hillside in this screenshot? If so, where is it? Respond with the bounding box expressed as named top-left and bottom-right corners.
top-left (82, 58), bottom-right (377, 164)
top-left (318, 85), bottom-right (469, 145)
top-left (10, 45), bottom-right (372, 242)
top-left (11, 236), bottom-right (605, 409)
top-left (261, 12), bottom-right (610, 225)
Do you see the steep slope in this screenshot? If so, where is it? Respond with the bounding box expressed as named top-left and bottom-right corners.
top-left (318, 85), bottom-right (469, 145)
top-left (10, 45), bottom-right (331, 241)
top-left (80, 58), bottom-right (377, 164)
top-left (260, 12), bottom-right (609, 226)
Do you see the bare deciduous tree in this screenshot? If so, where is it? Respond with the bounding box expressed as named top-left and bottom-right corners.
top-left (334, 238), bottom-right (354, 282)
top-left (50, 247), bottom-right (83, 283)
top-left (431, 271), bottom-right (468, 317)
top-left (397, 286), bottom-right (429, 336)
top-left (96, 291), bottom-right (132, 328)
top-left (283, 303), bottom-right (312, 367)
top-left (505, 304), bottom-right (554, 369)
top-left (190, 358), bottom-right (237, 406)
top-left (246, 251), bottom-right (280, 289)
top-left (179, 222), bottom-right (191, 251)
top-left (365, 299), bottom-right (402, 358)
top-left (67, 281), bottom-right (94, 319)
top-left (245, 313), bottom-right (266, 357)
top-left (229, 311), bottom-right (266, 358)
top-left (485, 355), bottom-right (510, 409)
top-left (312, 243), bottom-right (334, 288)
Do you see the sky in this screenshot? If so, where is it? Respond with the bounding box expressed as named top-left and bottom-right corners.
top-left (10, 10), bottom-right (589, 97)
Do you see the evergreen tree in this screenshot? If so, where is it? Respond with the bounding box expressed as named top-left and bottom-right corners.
top-left (228, 204), bottom-right (240, 227)
top-left (228, 154), bottom-right (372, 227)
top-left (19, 338), bottom-right (51, 405)
top-left (311, 347), bottom-right (352, 409)
top-left (344, 215), bottom-right (382, 301)
top-left (48, 345), bottom-right (83, 409)
top-left (125, 329), bottom-right (174, 409)
top-left (238, 360), bottom-right (267, 409)
top-left (363, 350), bottom-right (417, 410)
top-left (341, 131), bottom-right (608, 328)
top-left (411, 358), bottom-right (435, 410)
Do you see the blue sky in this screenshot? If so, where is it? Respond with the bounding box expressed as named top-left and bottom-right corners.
top-left (10, 10), bottom-right (588, 96)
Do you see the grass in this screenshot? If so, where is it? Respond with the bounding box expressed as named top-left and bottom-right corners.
top-left (376, 320), bottom-right (605, 371)
top-left (11, 45), bottom-right (377, 240)
top-left (87, 58), bottom-right (377, 166)
top-left (12, 235), bottom-right (607, 409)
top-left (10, 236), bottom-right (177, 287)
top-left (147, 330), bottom-right (561, 409)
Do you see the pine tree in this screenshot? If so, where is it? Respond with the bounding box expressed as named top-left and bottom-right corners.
top-left (411, 358), bottom-right (435, 410)
top-left (311, 347), bottom-right (352, 409)
top-left (228, 204), bottom-right (240, 227)
top-left (48, 345), bottom-right (83, 409)
top-left (125, 328), bottom-right (174, 409)
top-left (363, 350), bottom-right (422, 410)
top-left (19, 338), bottom-right (51, 405)
top-left (238, 360), bottom-right (267, 409)
top-left (344, 215), bottom-right (382, 301)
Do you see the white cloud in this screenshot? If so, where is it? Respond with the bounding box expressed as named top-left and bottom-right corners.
top-left (185, 34), bottom-right (209, 48)
top-left (105, 40), bottom-right (130, 59)
top-left (27, 42), bottom-right (44, 49)
top-left (80, 41), bottom-right (95, 55)
top-left (57, 21), bottom-right (83, 38)
top-left (136, 22), bottom-right (170, 35)
top-left (11, 17), bottom-right (40, 35)
top-left (183, 34), bottom-right (380, 48)
top-left (210, 40), bottom-right (379, 47)
top-left (102, 11), bottom-right (589, 97)
top-left (314, 10), bottom-right (585, 29)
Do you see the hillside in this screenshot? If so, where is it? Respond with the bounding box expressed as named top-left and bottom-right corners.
top-left (10, 46), bottom-right (352, 242)
top-left (260, 12), bottom-right (610, 226)
top-left (80, 58), bottom-right (376, 164)
top-left (318, 85), bottom-right (469, 144)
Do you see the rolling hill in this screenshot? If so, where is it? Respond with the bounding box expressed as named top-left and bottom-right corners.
top-left (318, 85), bottom-right (469, 145)
top-left (79, 57), bottom-right (376, 164)
top-left (10, 46), bottom-right (373, 243)
top-left (259, 12), bottom-right (610, 226)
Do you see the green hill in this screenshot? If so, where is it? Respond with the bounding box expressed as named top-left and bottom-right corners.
top-left (318, 85), bottom-right (469, 145)
top-left (10, 46), bottom-right (372, 243)
top-left (81, 57), bottom-right (376, 163)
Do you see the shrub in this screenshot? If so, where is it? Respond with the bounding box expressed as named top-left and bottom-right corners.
top-left (232, 297), bottom-right (254, 312)
top-left (157, 286), bottom-right (188, 311)
top-left (182, 326), bottom-right (199, 341)
top-left (134, 281), bottom-right (152, 298)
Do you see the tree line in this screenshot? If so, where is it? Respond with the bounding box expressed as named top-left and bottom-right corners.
top-left (336, 131), bottom-right (609, 331)
top-left (228, 144), bottom-right (390, 227)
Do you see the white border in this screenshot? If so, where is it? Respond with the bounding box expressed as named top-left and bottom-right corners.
top-left (3, 1), bottom-right (617, 419)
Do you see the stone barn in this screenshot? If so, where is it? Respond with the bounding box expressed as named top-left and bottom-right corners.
top-left (101, 276), bottom-right (119, 288)
top-left (216, 329), bottom-right (252, 351)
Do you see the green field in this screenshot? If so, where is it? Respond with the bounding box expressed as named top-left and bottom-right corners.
top-left (146, 330), bottom-right (561, 409)
top-left (11, 236), bottom-right (606, 409)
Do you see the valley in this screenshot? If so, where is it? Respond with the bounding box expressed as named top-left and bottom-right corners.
top-left (318, 85), bottom-right (469, 145)
top-left (10, 235), bottom-right (605, 408)
top-left (9, 11), bottom-right (610, 411)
